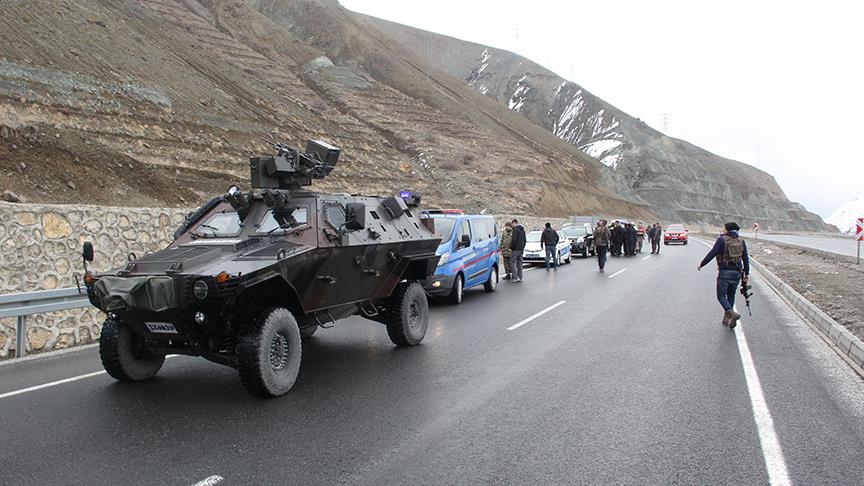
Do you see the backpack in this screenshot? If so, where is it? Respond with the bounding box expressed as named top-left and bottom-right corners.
top-left (719, 235), bottom-right (744, 265)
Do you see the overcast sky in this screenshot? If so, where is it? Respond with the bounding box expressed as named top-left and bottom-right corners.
top-left (340, 0), bottom-right (863, 218)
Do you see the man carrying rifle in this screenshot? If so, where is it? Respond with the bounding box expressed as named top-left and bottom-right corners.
top-left (697, 222), bottom-right (750, 329)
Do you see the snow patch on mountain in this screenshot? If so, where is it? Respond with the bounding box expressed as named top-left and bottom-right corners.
top-left (579, 139), bottom-right (623, 168)
top-left (508, 75), bottom-right (530, 111)
top-left (826, 193), bottom-right (864, 233)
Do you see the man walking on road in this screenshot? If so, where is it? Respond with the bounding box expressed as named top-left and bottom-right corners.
top-left (500, 222), bottom-right (513, 280)
top-left (698, 222), bottom-right (750, 329)
top-left (649, 223), bottom-right (662, 254)
top-left (593, 219), bottom-right (611, 272)
top-left (510, 219), bottom-right (526, 283)
top-left (540, 222), bottom-right (560, 271)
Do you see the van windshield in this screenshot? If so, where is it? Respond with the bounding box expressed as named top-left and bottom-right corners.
top-left (431, 217), bottom-right (457, 239)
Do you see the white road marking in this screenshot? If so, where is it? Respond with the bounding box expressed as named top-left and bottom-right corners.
top-left (0, 370), bottom-right (106, 400)
top-left (191, 475), bottom-right (224, 486)
top-left (506, 300), bottom-right (566, 331)
top-left (733, 308), bottom-right (791, 485)
top-left (607, 269), bottom-right (627, 279)
top-left (641, 255), bottom-right (651, 261)
top-left (698, 239), bottom-right (713, 249)
top-left (0, 355), bottom-right (178, 400)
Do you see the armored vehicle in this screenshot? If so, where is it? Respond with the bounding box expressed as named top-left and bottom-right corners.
top-left (82, 140), bottom-right (441, 397)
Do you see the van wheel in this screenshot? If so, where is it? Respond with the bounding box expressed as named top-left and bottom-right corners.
top-left (448, 274), bottom-right (463, 304)
top-left (100, 317), bottom-right (165, 382)
top-left (484, 266), bottom-right (498, 292)
top-left (385, 281), bottom-right (429, 346)
top-left (237, 307), bottom-right (302, 397)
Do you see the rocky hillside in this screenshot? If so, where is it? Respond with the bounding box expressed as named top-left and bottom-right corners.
top-left (365, 16), bottom-right (832, 231)
top-left (0, 0), bottom-right (652, 219)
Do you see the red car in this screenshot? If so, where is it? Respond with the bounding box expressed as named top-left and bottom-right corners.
top-left (664, 224), bottom-right (689, 245)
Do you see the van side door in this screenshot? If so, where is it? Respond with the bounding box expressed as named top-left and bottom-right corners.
top-left (452, 218), bottom-right (476, 286)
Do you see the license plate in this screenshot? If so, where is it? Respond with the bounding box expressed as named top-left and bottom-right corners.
top-left (145, 322), bottom-right (178, 334)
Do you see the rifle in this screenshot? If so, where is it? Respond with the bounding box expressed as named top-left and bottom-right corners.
top-left (740, 279), bottom-right (753, 316)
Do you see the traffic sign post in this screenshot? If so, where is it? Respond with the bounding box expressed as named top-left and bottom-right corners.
top-left (857, 217), bottom-right (863, 265)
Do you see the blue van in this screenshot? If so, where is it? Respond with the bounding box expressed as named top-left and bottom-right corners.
top-left (420, 210), bottom-right (499, 304)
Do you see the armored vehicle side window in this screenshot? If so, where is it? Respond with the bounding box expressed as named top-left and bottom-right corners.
top-left (430, 217), bottom-right (457, 240)
top-left (257, 207), bottom-right (309, 234)
top-left (195, 211), bottom-right (241, 237)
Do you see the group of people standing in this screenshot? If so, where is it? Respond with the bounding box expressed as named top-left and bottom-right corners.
top-left (499, 219), bottom-right (526, 282)
top-left (592, 220), bottom-right (663, 272)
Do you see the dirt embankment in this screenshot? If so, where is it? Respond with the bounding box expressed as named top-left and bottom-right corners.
top-left (749, 239), bottom-right (864, 340)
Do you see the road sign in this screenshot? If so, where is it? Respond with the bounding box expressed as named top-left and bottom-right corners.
top-left (858, 218), bottom-right (863, 265)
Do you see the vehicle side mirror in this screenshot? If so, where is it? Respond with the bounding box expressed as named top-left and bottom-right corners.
top-left (345, 202), bottom-right (366, 230)
top-left (82, 241), bottom-right (94, 263)
top-left (459, 234), bottom-right (470, 248)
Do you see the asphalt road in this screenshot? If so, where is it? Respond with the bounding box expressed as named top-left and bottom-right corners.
top-left (741, 232), bottom-right (861, 258)
top-left (2, 242), bottom-right (864, 485)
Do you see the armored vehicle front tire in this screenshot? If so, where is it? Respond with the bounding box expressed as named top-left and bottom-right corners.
top-left (385, 281), bottom-right (429, 347)
top-left (99, 317), bottom-right (165, 382)
top-left (237, 307), bottom-right (302, 397)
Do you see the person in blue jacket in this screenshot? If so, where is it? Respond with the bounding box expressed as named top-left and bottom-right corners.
top-left (698, 222), bottom-right (750, 329)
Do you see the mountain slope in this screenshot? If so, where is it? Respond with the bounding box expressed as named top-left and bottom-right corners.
top-left (0, 0), bottom-right (650, 219)
top-left (363, 14), bottom-right (832, 231)
top-left (827, 194), bottom-right (864, 234)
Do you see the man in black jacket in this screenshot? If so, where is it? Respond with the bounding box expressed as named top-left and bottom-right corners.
top-left (540, 222), bottom-right (560, 271)
top-left (698, 222), bottom-right (750, 329)
top-left (625, 223), bottom-right (638, 256)
top-left (509, 219), bottom-right (526, 282)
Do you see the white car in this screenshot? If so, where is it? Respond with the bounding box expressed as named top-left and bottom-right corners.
top-left (523, 230), bottom-right (572, 265)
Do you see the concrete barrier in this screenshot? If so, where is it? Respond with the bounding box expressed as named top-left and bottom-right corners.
top-left (751, 258), bottom-right (864, 371)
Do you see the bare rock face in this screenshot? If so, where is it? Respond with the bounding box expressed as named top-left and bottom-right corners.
top-left (368, 17), bottom-right (832, 231)
top-left (0, 0), bottom-right (649, 219)
top-left (2, 190), bottom-right (20, 203)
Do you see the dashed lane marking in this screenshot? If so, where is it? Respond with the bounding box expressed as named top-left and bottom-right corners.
top-left (0, 356), bottom-right (177, 400)
top-left (641, 255), bottom-right (651, 261)
top-left (607, 269), bottom-right (627, 279)
top-left (506, 300), bottom-right (566, 331)
top-left (191, 475), bottom-right (224, 486)
top-left (733, 307), bottom-right (792, 485)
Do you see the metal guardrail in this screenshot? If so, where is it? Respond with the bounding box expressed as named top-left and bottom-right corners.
top-left (0, 287), bottom-right (91, 358)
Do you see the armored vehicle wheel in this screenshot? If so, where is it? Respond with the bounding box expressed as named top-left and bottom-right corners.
top-left (385, 281), bottom-right (429, 347)
top-left (484, 266), bottom-right (498, 292)
top-left (300, 325), bottom-right (318, 339)
top-left (99, 317), bottom-right (165, 382)
top-left (448, 274), bottom-right (463, 305)
top-left (237, 307), bottom-right (302, 397)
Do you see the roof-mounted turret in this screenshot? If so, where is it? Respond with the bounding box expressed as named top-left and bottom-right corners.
top-left (250, 139), bottom-right (340, 190)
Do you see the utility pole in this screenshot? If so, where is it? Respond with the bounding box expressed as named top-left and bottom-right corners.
top-left (661, 110), bottom-right (671, 132)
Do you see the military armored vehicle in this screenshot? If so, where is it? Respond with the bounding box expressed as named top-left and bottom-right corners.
top-left (82, 140), bottom-right (441, 397)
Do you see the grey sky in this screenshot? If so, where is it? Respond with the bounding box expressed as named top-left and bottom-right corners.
top-left (340, 0), bottom-right (863, 218)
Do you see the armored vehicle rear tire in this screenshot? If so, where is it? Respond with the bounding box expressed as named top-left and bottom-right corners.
top-left (99, 317), bottom-right (165, 382)
top-left (385, 281), bottom-right (429, 347)
top-left (237, 307), bottom-right (302, 397)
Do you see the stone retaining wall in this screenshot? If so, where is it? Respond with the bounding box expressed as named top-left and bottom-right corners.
top-left (0, 201), bottom-right (572, 357)
top-left (0, 201), bottom-right (187, 357)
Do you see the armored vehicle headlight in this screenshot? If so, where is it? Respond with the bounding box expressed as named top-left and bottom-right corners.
top-left (437, 252), bottom-right (450, 267)
top-left (193, 280), bottom-right (209, 300)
